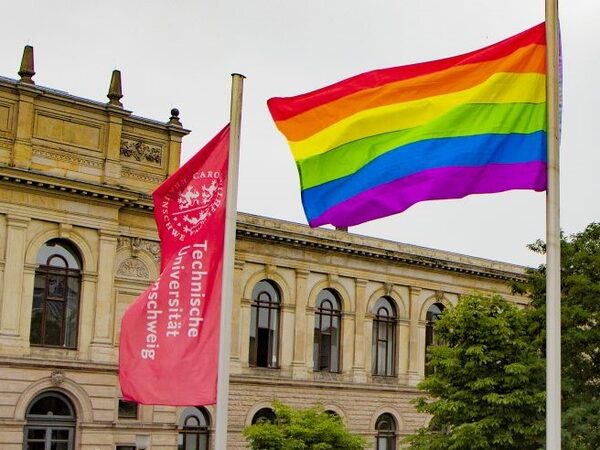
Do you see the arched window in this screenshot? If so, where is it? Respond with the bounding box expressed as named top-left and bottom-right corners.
top-left (249, 280), bottom-right (281, 368)
top-left (178, 407), bottom-right (210, 450)
top-left (372, 297), bottom-right (397, 376)
top-left (251, 407), bottom-right (276, 425)
top-left (313, 289), bottom-right (341, 372)
top-left (425, 303), bottom-right (445, 375)
top-left (24, 391), bottom-right (76, 450)
top-left (375, 413), bottom-right (397, 450)
top-left (31, 240), bottom-right (82, 348)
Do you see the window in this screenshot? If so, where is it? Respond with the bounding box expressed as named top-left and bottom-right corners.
top-left (425, 303), bottom-right (445, 375)
top-left (178, 407), bottom-right (210, 450)
top-left (375, 413), bottom-right (397, 450)
top-left (249, 280), bottom-right (281, 368)
top-left (313, 289), bottom-right (341, 372)
top-left (118, 400), bottom-right (138, 419)
top-left (372, 297), bottom-right (397, 377)
top-left (251, 407), bottom-right (276, 425)
top-left (116, 446), bottom-right (136, 450)
top-left (24, 391), bottom-right (76, 450)
top-left (30, 240), bottom-right (82, 349)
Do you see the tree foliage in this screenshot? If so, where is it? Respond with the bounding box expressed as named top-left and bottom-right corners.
top-left (243, 400), bottom-right (367, 450)
top-left (405, 293), bottom-right (545, 449)
top-left (516, 222), bottom-right (600, 449)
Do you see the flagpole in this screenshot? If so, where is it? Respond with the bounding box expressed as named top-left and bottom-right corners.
top-left (215, 73), bottom-right (245, 450)
top-left (545, 0), bottom-right (561, 448)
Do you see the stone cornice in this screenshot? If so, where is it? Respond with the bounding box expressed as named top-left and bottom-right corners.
top-left (0, 166), bottom-right (154, 210)
top-left (235, 213), bottom-right (528, 283)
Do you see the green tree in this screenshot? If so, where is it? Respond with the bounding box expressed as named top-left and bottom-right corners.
top-left (405, 293), bottom-right (545, 450)
top-left (243, 400), bottom-right (366, 450)
top-left (516, 223), bottom-right (600, 449)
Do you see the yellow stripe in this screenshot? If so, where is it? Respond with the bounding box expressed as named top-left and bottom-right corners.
top-left (289, 72), bottom-right (546, 161)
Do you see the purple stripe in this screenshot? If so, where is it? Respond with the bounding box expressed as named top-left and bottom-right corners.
top-left (308, 162), bottom-right (547, 228)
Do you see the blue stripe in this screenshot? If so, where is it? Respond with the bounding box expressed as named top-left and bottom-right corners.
top-left (302, 131), bottom-right (547, 221)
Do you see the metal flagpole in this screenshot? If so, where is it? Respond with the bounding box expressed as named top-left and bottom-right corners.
top-left (215, 73), bottom-right (245, 450)
top-left (545, 0), bottom-right (561, 448)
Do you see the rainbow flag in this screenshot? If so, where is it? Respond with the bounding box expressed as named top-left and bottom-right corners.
top-left (268, 23), bottom-right (547, 228)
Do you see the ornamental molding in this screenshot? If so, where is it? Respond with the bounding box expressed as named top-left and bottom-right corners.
top-left (121, 167), bottom-right (163, 184)
top-left (116, 257), bottom-right (150, 279)
top-left (50, 369), bottom-right (65, 386)
top-left (120, 138), bottom-right (163, 165)
top-left (117, 236), bottom-right (161, 262)
top-left (32, 147), bottom-right (103, 168)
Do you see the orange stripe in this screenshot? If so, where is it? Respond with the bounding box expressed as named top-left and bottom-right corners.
top-left (276, 43), bottom-right (546, 142)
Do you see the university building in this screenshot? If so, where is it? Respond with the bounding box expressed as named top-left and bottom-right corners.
top-left (0, 47), bottom-right (527, 450)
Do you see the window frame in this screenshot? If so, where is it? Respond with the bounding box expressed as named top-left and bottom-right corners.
top-left (249, 280), bottom-right (281, 369)
top-left (372, 297), bottom-right (397, 377)
top-left (117, 400), bottom-right (139, 420)
top-left (425, 302), bottom-right (445, 376)
top-left (30, 240), bottom-right (82, 349)
top-left (313, 289), bottom-right (342, 373)
top-left (375, 413), bottom-right (397, 450)
top-left (24, 391), bottom-right (76, 450)
top-left (178, 407), bottom-right (210, 450)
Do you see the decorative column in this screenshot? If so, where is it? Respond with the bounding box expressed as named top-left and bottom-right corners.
top-left (0, 215), bottom-right (30, 341)
top-left (352, 278), bottom-right (368, 383)
top-left (229, 259), bottom-right (245, 374)
top-left (90, 230), bottom-right (118, 361)
top-left (407, 286), bottom-right (422, 386)
top-left (292, 268), bottom-right (309, 379)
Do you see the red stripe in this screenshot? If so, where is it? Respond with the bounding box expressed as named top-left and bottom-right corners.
top-left (268, 23), bottom-right (545, 121)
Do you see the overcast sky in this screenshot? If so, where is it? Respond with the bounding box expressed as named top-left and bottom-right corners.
top-left (2, 0), bottom-right (597, 267)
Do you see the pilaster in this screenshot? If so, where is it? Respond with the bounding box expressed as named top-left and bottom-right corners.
top-left (352, 278), bottom-right (368, 383)
top-left (229, 259), bottom-right (245, 373)
top-left (90, 230), bottom-right (118, 361)
top-left (0, 215), bottom-right (30, 339)
top-left (291, 268), bottom-right (309, 379)
top-left (408, 286), bottom-right (422, 386)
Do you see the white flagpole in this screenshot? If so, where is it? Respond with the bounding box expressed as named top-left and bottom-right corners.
top-left (545, 1), bottom-right (561, 448)
top-left (215, 73), bottom-right (245, 450)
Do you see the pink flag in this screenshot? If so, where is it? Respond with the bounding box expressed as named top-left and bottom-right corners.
top-left (119, 124), bottom-right (230, 405)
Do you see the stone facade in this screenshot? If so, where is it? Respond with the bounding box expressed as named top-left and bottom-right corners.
top-left (0, 50), bottom-right (527, 449)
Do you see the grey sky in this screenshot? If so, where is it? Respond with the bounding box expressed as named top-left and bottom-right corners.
top-left (2, 0), bottom-right (597, 267)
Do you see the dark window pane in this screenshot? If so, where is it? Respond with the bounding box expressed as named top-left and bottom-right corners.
top-left (26, 443), bottom-right (45, 450)
top-left (252, 408), bottom-right (275, 424)
top-left (65, 277), bottom-right (79, 348)
top-left (118, 400), bottom-right (138, 419)
top-left (29, 395), bottom-right (72, 417)
top-left (199, 433), bottom-right (208, 450)
top-left (27, 428), bottom-right (46, 439)
top-left (51, 429), bottom-right (70, 440)
top-left (185, 432), bottom-right (198, 450)
top-left (44, 300), bottom-right (64, 346)
top-left (48, 275), bottom-right (66, 298)
top-left (51, 443), bottom-right (69, 450)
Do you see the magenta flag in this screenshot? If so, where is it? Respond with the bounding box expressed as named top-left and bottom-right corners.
top-left (119, 124), bottom-right (230, 405)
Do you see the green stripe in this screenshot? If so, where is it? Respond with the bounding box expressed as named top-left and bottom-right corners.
top-left (298, 102), bottom-right (547, 190)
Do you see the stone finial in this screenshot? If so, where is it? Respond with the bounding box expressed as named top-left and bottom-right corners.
top-left (107, 70), bottom-right (123, 107)
top-left (18, 45), bottom-right (35, 84)
top-left (168, 108), bottom-right (182, 126)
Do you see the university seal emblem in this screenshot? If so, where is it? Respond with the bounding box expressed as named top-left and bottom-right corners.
top-left (160, 170), bottom-right (225, 240)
